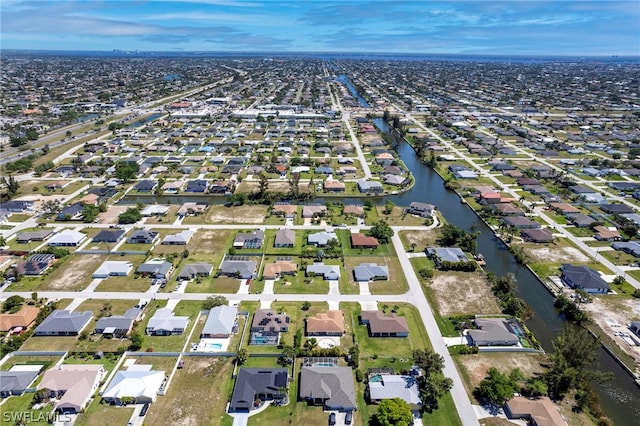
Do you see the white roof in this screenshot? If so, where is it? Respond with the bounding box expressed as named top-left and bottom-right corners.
top-left (93, 261), bottom-right (133, 277)
top-left (9, 364), bottom-right (43, 372)
top-left (141, 205), bottom-right (170, 216)
top-left (102, 369), bottom-right (164, 400)
top-left (369, 375), bottom-right (421, 406)
top-left (48, 230), bottom-right (86, 245)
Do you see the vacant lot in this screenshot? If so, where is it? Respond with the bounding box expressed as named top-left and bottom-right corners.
top-left (375, 206), bottom-right (427, 226)
top-left (145, 358), bottom-right (234, 426)
top-left (456, 352), bottom-right (547, 399)
top-left (399, 229), bottom-right (439, 252)
top-left (98, 205), bottom-right (130, 224)
top-left (427, 271), bottom-right (500, 316)
top-left (43, 254), bottom-right (104, 291)
top-left (524, 245), bottom-right (590, 263)
top-left (204, 204), bottom-right (268, 224)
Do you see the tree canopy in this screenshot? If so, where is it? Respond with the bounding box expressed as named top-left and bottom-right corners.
top-left (203, 295), bottom-right (228, 310)
top-left (436, 223), bottom-right (479, 253)
top-left (369, 220), bottom-right (394, 244)
top-left (373, 398), bottom-right (413, 426)
top-left (118, 207), bottom-right (142, 224)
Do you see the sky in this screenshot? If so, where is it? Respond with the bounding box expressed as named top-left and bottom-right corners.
top-left (1, 0), bottom-right (639, 56)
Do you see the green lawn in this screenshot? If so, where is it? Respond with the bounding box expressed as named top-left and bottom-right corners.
top-left (186, 275), bottom-right (241, 293)
top-left (75, 400), bottom-right (134, 426)
top-left (140, 301), bottom-right (202, 352)
top-left (0, 392), bottom-right (53, 426)
top-left (336, 229), bottom-right (392, 256)
top-left (343, 255), bottom-right (408, 294)
top-left (273, 270), bottom-right (330, 294)
top-left (374, 206), bottom-right (427, 226)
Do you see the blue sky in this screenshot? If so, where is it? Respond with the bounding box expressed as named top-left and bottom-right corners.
top-left (1, 1), bottom-right (639, 55)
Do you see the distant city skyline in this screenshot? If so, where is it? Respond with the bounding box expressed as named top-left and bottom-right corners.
top-left (1, 1), bottom-right (639, 56)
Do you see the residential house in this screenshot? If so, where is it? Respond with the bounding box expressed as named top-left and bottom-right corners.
top-left (353, 263), bottom-right (389, 281)
top-left (360, 311), bottom-right (409, 337)
top-left (406, 202), bottom-right (435, 218)
top-left (307, 231), bottom-right (338, 247)
top-left (262, 260), bottom-right (297, 280)
top-left (324, 180), bottom-right (346, 192)
top-left (92, 229), bottom-right (126, 243)
top-left (521, 228), bottom-right (554, 243)
top-left (343, 205), bottom-right (365, 217)
top-left (95, 307), bottom-right (142, 338)
top-left (177, 263), bottom-right (213, 281)
top-left (302, 205), bottom-right (327, 218)
top-left (0, 306), bottom-right (39, 333)
top-left (34, 310), bottom-right (93, 336)
top-left (0, 366), bottom-right (42, 398)
top-left (250, 309), bottom-right (290, 345)
top-left (47, 230), bottom-right (87, 247)
top-left (185, 179), bottom-right (208, 193)
top-left (229, 368), bottom-right (289, 412)
top-left (505, 396), bottom-right (568, 426)
top-left (600, 204), bottom-right (634, 215)
top-left (501, 216), bottom-right (541, 229)
top-left (468, 318), bottom-right (520, 347)
top-left (17, 253), bottom-right (55, 276)
top-left (233, 230), bottom-right (265, 249)
top-left (134, 180), bottom-right (157, 192)
top-left (368, 374), bottom-right (421, 414)
top-left (350, 233), bottom-right (379, 249)
top-left (136, 259), bottom-right (173, 280)
top-left (384, 174), bottom-right (407, 186)
top-left (274, 228), bottom-right (295, 248)
top-left (426, 247), bottom-right (469, 264)
top-left (593, 226), bottom-right (621, 241)
top-left (306, 263), bottom-right (341, 280)
top-left (16, 230), bottom-right (53, 243)
top-left (272, 204), bottom-right (297, 219)
top-left (569, 213), bottom-right (597, 228)
top-left (141, 205), bottom-right (170, 216)
top-left (611, 241), bottom-right (640, 258)
top-left (57, 202), bottom-right (84, 221)
top-left (127, 230), bottom-right (159, 244)
top-left (299, 366), bottom-right (356, 412)
top-left (493, 203), bottom-right (525, 216)
top-left (145, 308), bottom-right (189, 336)
top-left (306, 311), bottom-right (344, 336)
top-left (549, 203), bottom-right (580, 216)
top-left (560, 264), bottom-right (610, 294)
top-left (161, 230), bottom-right (194, 245)
top-left (38, 364), bottom-right (103, 414)
top-left (93, 261), bottom-right (133, 278)
top-left (357, 180), bottom-right (384, 194)
top-left (101, 367), bottom-right (165, 404)
top-left (177, 202), bottom-right (207, 217)
top-left (219, 258), bottom-right (257, 279)
top-left (201, 305), bottom-right (238, 338)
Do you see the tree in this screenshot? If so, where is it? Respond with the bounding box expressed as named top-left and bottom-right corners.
top-left (236, 348), bottom-right (248, 365)
top-left (373, 398), bottom-right (413, 426)
top-left (203, 295), bottom-right (228, 310)
top-left (118, 207), bottom-right (142, 224)
top-left (114, 161), bottom-right (139, 183)
top-left (82, 204), bottom-right (99, 223)
top-left (412, 349), bottom-right (452, 412)
top-left (2, 295), bottom-right (25, 313)
top-left (301, 301), bottom-right (311, 311)
top-left (475, 367), bottom-right (519, 406)
top-left (369, 220), bottom-right (394, 244)
top-left (257, 171), bottom-right (269, 198)
top-left (524, 379), bottom-right (548, 398)
top-left (129, 332), bottom-right (143, 351)
top-left (383, 200), bottom-right (395, 215)
top-left (545, 325), bottom-right (611, 398)
top-left (1, 175), bottom-right (20, 197)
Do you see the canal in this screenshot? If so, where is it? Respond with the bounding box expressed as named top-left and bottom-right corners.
top-left (335, 69), bottom-right (638, 424)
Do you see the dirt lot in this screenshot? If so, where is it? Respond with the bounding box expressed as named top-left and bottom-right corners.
top-left (428, 271), bottom-right (501, 316)
top-left (144, 357), bottom-right (233, 426)
top-left (581, 297), bottom-right (640, 370)
top-left (206, 204), bottom-right (268, 224)
top-left (400, 229), bottom-right (439, 251)
top-left (457, 352), bottom-right (547, 391)
top-left (41, 254), bottom-right (103, 290)
top-left (98, 205), bottom-right (130, 224)
top-left (524, 245), bottom-right (590, 263)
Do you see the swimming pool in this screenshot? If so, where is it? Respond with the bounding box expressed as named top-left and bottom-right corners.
top-left (313, 362), bottom-right (337, 367)
top-left (369, 374), bottom-right (383, 382)
top-left (205, 343), bottom-right (222, 350)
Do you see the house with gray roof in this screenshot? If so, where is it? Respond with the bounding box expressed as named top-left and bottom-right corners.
top-left (306, 262), bottom-right (341, 280)
top-left (274, 228), bottom-right (295, 248)
top-left (92, 229), bottom-right (126, 243)
top-left (611, 241), bottom-right (640, 257)
top-left (368, 374), bottom-right (421, 413)
top-left (407, 202), bottom-right (435, 218)
top-left (95, 307), bottom-right (142, 337)
top-left (233, 230), bottom-right (264, 249)
top-left (299, 366), bottom-right (356, 412)
top-left (137, 259), bottom-right (173, 279)
top-left (34, 310), bottom-right (93, 336)
top-left (0, 366), bottom-right (42, 398)
top-left (16, 230), bottom-right (53, 243)
top-left (17, 254), bottom-right (55, 276)
top-left (307, 231), bottom-right (338, 247)
top-left (468, 318), bottom-right (521, 347)
top-left (426, 247), bottom-right (469, 264)
top-left (353, 263), bottom-right (389, 282)
top-left (201, 305), bottom-right (238, 338)
top-left (177, 263), bottom-right (213, 280)
top-left (145, 308), bottom-right (189, 336)
top-left (127, 229), bottom-right (159, 244)
top-left (219, 258), bottom-right (257, 279)
top-left (229, 368), bottom-right (289, 412)
top-left (560, 264), bottom-right (610, 294)
top-left (161, 230), bottom-right (194, 245)
top-left (357, 180), bottom-right (384, 194)
top-left (360, 311), bottom-right (409, 337)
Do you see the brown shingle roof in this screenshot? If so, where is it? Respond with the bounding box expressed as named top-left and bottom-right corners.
top-left (263, 260), bottom-right (297, 279)
top-left (351, 233), bottom-right (379, 248)
top-left (360, 311), bottom-right (409, 334)
top-left (306, 310), bottom-right (345, 334)
top-left (0, 307), bottom-right (40, 332)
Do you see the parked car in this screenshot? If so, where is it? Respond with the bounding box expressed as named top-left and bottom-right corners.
top-left (139, 402), bottom-right (150, 416)
top-left (345, 411), bottom-right (352, 424)
top-left (329, 412), bottom-right (336, 425)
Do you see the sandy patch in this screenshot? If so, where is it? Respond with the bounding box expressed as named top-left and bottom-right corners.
top-left (428, 272), bottom-right (501, 316)
top-left (457, 352), bottom-right (547, 389)
top-left (524, 245), bottom-right (590, 263)
top-left (98, 205), bottom-right (130, 224)
top-left (207, 205), bottom-right (267, 224)
top-left (44, 254), bottom-right (102, 290)
top-left (580, 297), bottom-right (640, 369)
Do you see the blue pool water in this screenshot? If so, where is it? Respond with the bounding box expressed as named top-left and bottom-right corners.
top-left (206, 343), bottom-right (222, 350)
